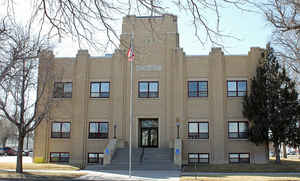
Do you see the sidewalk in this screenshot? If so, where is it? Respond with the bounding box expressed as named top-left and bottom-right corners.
top-left (78, 170), bottom-right (180, 181)
top-left (182, 171), bottom-right (300, 176)
top-left (0, 169), bottom-right (180, 181)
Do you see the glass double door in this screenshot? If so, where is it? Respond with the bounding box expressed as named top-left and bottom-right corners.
top-left (141, 127), bottom-right (158, 147)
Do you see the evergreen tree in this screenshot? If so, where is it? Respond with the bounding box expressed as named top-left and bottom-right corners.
top-left (243, 43), bottom-right (300, 164)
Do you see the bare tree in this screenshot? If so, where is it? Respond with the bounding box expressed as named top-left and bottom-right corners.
top-left (0, 118), bottom-right (16, 148)
top-left (0, 22), bottom-right (55, 173)
top-left (258, 0), bottom-right (300, 73)
top-left (2, 0), bottom-right (251, 49)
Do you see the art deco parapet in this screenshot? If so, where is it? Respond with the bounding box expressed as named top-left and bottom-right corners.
top-left (209, 47), bottom-right (224, 56)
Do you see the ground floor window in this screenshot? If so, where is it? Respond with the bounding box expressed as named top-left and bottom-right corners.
top-left (229, 153), bottom-right (250, 163)
top-left (188, 153), bottom-right (209, 164)
top-left (50, 152), bottom-right (70, 162)
top-left (88, 153), bottom-right (104, 164)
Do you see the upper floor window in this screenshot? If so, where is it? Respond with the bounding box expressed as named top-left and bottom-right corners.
top-left (50, 152), bottom-right (70, 162)
top-left (88, 122), bottom-right (108, 139)
top-left (90, 82), bottom-right (110, 98)
top-left (51, 122), bottom-right (71, 138)
top-left (53, 82), bottom-right (72, 98)
top-left (227, 80), bottom-right (247, 97)
top-left (188, 81), bottom-right (208, 97)
top-left (138, 81), bottom-right (159, 98)
top-left (188, 153), bottom-right (209, 164)
top-left (229, 153), bottom-right (250, 164)
top-left (188, 122), bottom-right (209, 139)
top-left (228, 121), bottom-right (249, 139)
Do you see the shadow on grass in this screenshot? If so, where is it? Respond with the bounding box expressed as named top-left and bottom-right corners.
top-left (183, 158), bottom-right (300, 173)
top-left (0, 171), bottom-right (85, 180)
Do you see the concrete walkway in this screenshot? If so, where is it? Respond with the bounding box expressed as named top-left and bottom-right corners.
top-left (2, 169), bottom-right (300, 180)
top-left (78, 170), bottom-right (180, 181)
top-left (0, 169), bottom-right (180, 181)
top-left (182, 172), bottom-right (300, 176)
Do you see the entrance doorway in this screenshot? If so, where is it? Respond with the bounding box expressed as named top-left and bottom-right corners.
top-left (140, 119), bottom-right (158, 148)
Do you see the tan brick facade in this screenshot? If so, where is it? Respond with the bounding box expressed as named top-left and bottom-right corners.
top-left (34, 14), bottom-right (268, 167)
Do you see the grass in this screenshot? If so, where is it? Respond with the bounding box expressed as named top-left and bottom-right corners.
top-left (0, 171), bottom-right (85, 180)
top-left (0, 162), bottom-right (80, 170)
top-left (183, 157), bottom-right (300, 173)
top-left (180, 175), bottom-right (300, 181)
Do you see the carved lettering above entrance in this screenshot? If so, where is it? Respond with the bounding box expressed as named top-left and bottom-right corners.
top-left (136, 65), bottom-right (162, 71)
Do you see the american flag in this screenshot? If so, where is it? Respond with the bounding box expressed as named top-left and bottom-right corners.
top-left (127, 38), bottom-right (134, 62)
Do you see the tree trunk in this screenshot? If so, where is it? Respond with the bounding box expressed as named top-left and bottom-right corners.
top-left (274, 143), bottom-right (281, 164)
top-left (16, 135), bottom-right (24, 173)
top-left (283, 143), bottom-right (287, 158)
top-left (265, 141), bottom-right (270, 160)
top-left (26, 135), bottom-right (29, 150)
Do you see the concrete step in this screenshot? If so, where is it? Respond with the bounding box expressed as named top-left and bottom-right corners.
top-left (103, 147), bottom-right (179, 170)
top-left (102, 163), bottom-right (180, 170)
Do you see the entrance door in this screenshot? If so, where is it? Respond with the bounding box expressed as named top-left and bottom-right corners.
top-left (140, 119), bottom-right (158, 148)
top-left (141, 128), bottom-right (158, 147)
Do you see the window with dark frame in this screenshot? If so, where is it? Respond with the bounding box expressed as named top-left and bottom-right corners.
top-left (227, 80), bottom-right (247, 97)
top-left (229, 153), bottom-right (250, 163)
top-left (90, 82), bottom-right (110, 98)
top-left (188, 81), bottom-right (208, 97)
top-left (50, 152), bottom-right (70, 162)
top-left (138, 81), bottom-right (159, 98)
top-left (53, 82), bottom-right (72, 98)
top-left (188, 122), bottom-right (209, 139)
top-left (88, 122), bottom-right (108, 139)
top-left (51, 122), bottom-right (71, 138)
top-left (228, 121), bottom-right (249, 139)
top-left (88, 153), bottom-right (104, 164)
top-left (188, 153), bottom-right (209, 164)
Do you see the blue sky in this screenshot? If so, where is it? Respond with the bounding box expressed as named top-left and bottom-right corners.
top-left (48, 2), bottom-right (273, 57)
top-left (0, 1), bottom-right (273, 57)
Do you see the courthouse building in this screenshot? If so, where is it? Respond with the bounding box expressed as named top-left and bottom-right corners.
top-left (34, 14), bottom-right (268, 168)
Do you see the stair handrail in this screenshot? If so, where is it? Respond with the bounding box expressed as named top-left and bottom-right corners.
top-left (140, 147), bottom-right (144, 163)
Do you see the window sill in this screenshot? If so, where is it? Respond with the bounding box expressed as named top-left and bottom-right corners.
top-left (52, 98), bottom-right (72, 100)
top-left (185, 138), bottom-right (209, 141)
top-left (87, 138), bottom-right (109, 140)
top-left (188, 97), bottom-right (209, 99)
top-left (89, 97), bottom-right (110, 99)
top-left (228, 138), bottom-right (249, 141)
top-left (136, 98), bottom-right (160, 101)
top-left (227, 97), bottom-right (245, 100)
top-left (50, 137), bottom-right (70, 139)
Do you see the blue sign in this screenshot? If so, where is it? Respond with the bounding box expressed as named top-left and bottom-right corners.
top-left (105, 148), bottom-right (109, 155)
top-left (175, 149), bottom-right (180, 155)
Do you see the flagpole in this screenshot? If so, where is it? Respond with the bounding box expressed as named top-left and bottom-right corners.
top-left (129, 33), bottom-right (134, 178)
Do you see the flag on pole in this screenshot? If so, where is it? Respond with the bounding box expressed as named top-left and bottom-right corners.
top-left (127, 38), bottom-right (134, 62)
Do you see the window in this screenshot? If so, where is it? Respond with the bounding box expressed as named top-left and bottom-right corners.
top-left (228, 121), bottom-right (249, 139)
top-left (51, 122), bottom-right (71, 138)
top-left (138, 81), bottom-right (159, 98)
top-left (50, 152), bottom-right (70, 162)
top-left (188, 81), bottom-right (208, 97)
top-left (188, 122), bottom-right (209, 139)
top-left (227, 80), bottom-right (247, 97)
top-left (229, 153), bottom-right (250, 163)
top-left (53, 82), bottom-right (72, 98)
top-left (88, 153), bottom-right (104, 164)
top-left (188, 153), bottom-right (209, 164)
top-left (90, 82), bottom-right (110, 98)
top-left (88, 122), bottom-right (108, 139)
